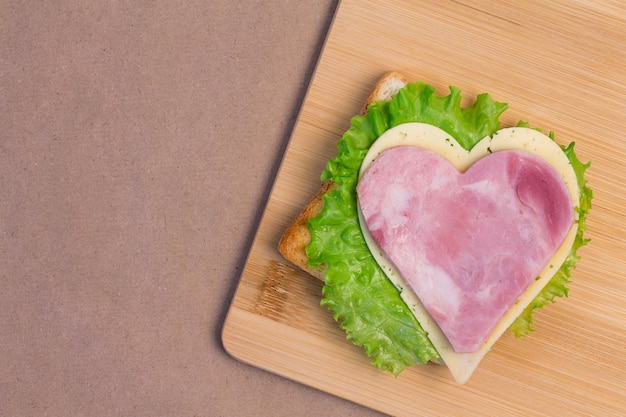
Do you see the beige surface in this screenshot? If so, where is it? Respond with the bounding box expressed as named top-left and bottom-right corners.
top-left (223, 1), bottom-right (626, 416)
top-left (1, 2), bottom-right (384, 417)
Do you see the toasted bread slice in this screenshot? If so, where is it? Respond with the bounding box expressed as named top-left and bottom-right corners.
top-left (278, 71), bottom-right (408, 280)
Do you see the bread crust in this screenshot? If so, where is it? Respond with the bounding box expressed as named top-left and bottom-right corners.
top-left (278, 71), bottom-right (409, 281)
top-left (277, 181), bottom-right (336, 280)
top-left (361, 71), bottom-right (408, 114)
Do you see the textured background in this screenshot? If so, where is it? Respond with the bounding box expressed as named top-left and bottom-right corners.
top-left (1, 2), bottom-right (386, 416)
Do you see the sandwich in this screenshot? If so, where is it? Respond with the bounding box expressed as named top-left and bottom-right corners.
top-left (278, 71), bottom-right (592, 384)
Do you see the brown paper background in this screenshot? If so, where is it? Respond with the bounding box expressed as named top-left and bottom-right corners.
top-left (1, 2), bottom-right (387, 416)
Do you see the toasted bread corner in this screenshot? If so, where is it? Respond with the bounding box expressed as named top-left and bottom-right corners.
top-left (361, 71), bottom-right (409, 113)
top-left (278, 181), bottom-right (336, 281)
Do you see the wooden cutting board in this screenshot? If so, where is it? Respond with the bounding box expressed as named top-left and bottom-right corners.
top-left (222, 1), bottom-right (626, 415)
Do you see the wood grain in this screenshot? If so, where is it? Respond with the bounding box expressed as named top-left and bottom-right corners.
top-left (222, 1), bottom-right (626, 415)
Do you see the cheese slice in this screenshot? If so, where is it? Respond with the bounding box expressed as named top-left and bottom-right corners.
top-left (357, 123), bottom-right (579, 384)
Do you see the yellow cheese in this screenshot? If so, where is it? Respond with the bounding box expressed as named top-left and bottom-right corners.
top-left (357, 123), bottom-right (579, 384)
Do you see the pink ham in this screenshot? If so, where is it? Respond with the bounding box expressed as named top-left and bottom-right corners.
top-left (357, 146), bottom-right (574, 353)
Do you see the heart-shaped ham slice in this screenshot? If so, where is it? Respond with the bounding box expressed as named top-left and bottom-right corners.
top-left (356, 123), bottom-right (579, 381)
top-left (358, 146), bottom-right (574, 352)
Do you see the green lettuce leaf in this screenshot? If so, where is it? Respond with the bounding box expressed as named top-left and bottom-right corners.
top-left (306, 82), bottom-right (591, 375)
